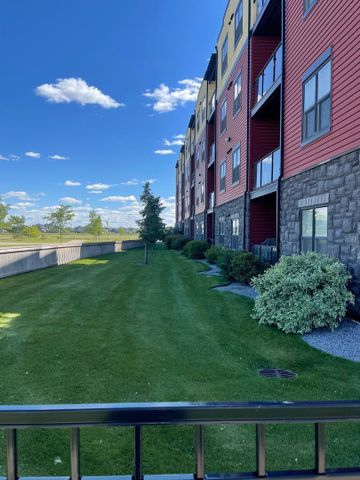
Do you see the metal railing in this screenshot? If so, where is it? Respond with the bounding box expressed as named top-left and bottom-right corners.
top-left (255, 43), bottom-right (282, 104)
top-left (1, 401), bottom-right (360, 480)
top-left (208, 191), bottom-right (215, 209)
top-left (253, 244), bottom-right (278, 264)
top-left (253, 147), bottom-right (281, 189)
top-left (209, 93), bottom-right (216, 117)
top-left (257, 0), bottom-right (268, 16)
top-left (208, 143), bottom-right (215, 166)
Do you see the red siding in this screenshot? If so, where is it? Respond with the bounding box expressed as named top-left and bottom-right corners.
top-left (283, 0), bottom-right (360, 178)
top-left (216, 45), bottom-right (248, 206)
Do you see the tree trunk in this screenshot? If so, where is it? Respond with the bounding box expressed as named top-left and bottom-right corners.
top-left (144, 240), bottom-right (149, 264)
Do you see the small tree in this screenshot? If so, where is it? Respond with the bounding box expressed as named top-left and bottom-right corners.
top-left (0, 198), bottom-right (9, 230)
top-left (23, 225), bottom-right (42, 239)
top-left (7, 215), bottom-right (26, 238)
top-left (45, 205), bottom-right (74, 242)
top-left (86, 210), bottom-right (104, 241)
top-left (137, 182), bottom-right (165, 264)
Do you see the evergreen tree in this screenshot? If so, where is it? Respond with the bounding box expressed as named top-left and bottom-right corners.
top-left (137, 182), bottom-right (165, 264)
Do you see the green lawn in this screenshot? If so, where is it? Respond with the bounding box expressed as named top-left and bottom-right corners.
top-left (0, 247), bottom-right (359, 475)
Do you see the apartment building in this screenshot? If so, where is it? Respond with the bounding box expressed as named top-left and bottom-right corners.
top-left (176, 0), bottom-right (360, 313)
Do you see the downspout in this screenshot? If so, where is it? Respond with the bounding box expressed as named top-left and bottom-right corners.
top-left (243, 0), bottom-right (251, 251)
top-left (214, 47), bottom-right (218, 245)
top-left (277, 0), bottom-right (286, 259)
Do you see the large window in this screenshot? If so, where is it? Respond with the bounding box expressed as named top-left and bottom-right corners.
top-left (303, 59), bottom-right (331, 142)
top-left (196, 149), bottom-right (200, 169)
top-left (234, 1), bottom-right (243, 47)
top-left (202, 100), bottom-right (206, 122)
top-left (231, 218), bottom-right (240, 250)
top-left (233, 72), bottom-right (242, 115)
top-left (301, 207), bottom-right (328, 254)
top-left (221, 35), bottom-right (228, 77)
top-left (232, 146), bottom-right (240, 184)
top-left (201, 142), bottom-right (205, 162)
top-left (201, 182), bottom-right (204, 204)
top-left (221, 100), bottom-right (227, 133)
top-left (220, 161), bottom-right (226, 192)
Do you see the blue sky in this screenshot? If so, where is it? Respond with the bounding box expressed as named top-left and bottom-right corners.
top-left (0, 0), bottom-right (227, 227)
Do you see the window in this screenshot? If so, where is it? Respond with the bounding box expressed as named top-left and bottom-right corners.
top-left (197, 109), bottom-right (200, 132)
top-left (200, 221), bottom-right (204, 237)
top-left (221, 35), bottom-right (228, 77)
top-left (303, 59), bottom-right (331, 142)
top-left (304, 0), bottom-right (317, 13)
top-left (232, 146), bottom-right (241, 184)
top-left (201, 142), bottom-right (205, 162)
top-left (221, 100), bottom-right (227, 133)
top-left (231, 219), bottom-right (240, 250)
top-left (202, 100), bottom-right (206, 122)
top-left (234, 1), bottom-right (243, 47)
top-left (201, 182), bottom-right (204, 203)
top-left (196, 149), bottom-right (200, 169)
top-left (219, 220), bottom-right (225, 245)
top-left (233, 73), bottom-right (242, 115)
top-left (220, 161), bottom-right (226, 192)
top-left (301, 207), bottom-right (328, 254)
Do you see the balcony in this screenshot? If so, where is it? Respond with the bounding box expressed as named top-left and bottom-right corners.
top-left (253, 0), bottom-right (281, 36)
top-left (1, 400), bottom-right (360, 480)
top-left (208, 143), bottom-right (215, 167)
top-left (253, 147), bottom-right (281, 191)
top-left (208, 191), bottom-right (215, 210)
top-left (252, 44), bottom-right (282, 117)
top-left (208, 93), bottom-right (216, 120)
top-left (253, 243), bottom-right (278, 264)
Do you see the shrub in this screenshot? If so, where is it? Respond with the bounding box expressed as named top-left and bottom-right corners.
top-left (205, 246), bottom-right (225, 264)
top-left (216, 250), bottom-right (236, 279)
top-left (183, 240), bottom-right (210, 259)
top-left (164, 235), bottom-right (177, 249)
top-left (172, 235), bottom-right (189, 251)
top-left (230, 251), bottom-right (266, 285)
top-left (251, 252), bottom-right (355, 334)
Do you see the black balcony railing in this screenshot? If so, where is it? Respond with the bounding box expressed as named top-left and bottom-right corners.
top-left (257, 0), bottom-right (268, 16)
top-left (255, 43), bottom-right (282, 104)
top-left (209, 93), bottom-right (216, 117)
top-left (253, 244), bottom-right (278, 264)
top-left (208, 143), bottom-right (215, 166)
top-left (253, 147), bottom-right (281, 189)
top-left (1, 401), bottom-right (360, 480)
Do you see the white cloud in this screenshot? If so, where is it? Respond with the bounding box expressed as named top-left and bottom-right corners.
top-left (25, 151), bottom-right (41, 158)
top-left (1, 191), bottom-right (31, 200)
top-left (11, 202), bottom-right (36, 210)
top-left (164, 134), bottom-right (185, 146)
top-left (65, 180), bottom-right (81, 187)
top-left (155, 149), bottom-right (175, 155)
top-left (86, 183), bottom-right (112, 191)
top-left (101, 195), bottom-right (137, 203)
top-left (144, 78), bottom-right (202, 113)
top-left (50, 154), bottom-right (69, 161)
top-left (0, 155), bottom-right (9, 161)
top-left (89, 191), bottom-right (103, 194)
top-left (35, 77), bottom-right (125, 109)
top-left (9, 154), bottom-right (20, 161)
top-left (121, 178), bottom-right (157, 186)
top-left (59, 197), bottom-right (82, 205)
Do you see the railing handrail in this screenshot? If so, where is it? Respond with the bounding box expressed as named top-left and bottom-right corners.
top-left (0, 400), bottom-right (360, 428)
top-left (254, 146), bottom-right (280, 167)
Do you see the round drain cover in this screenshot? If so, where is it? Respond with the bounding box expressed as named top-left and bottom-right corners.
top-left (259, 368), bottom-right (296, 379)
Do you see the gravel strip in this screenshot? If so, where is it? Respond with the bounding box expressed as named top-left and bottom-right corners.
top-left (214, 282), bottom-right (258, 300)
top-left (198, 260), bottom-right (222, 276)
top-left (303, 319), bottom-right (360, 362)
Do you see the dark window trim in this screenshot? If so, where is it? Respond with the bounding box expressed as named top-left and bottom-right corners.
top-left (220, 160), bottom-right (227, 192)
top-left (220, 99), bottom-right (228, 134)
top-left (233, 71), bottom-right (242, 117)
top-left (301, 53), bottom-right (332, 144)
top-left (234, 0), bottom-right (243, 49)
top-left (304, 0), bottom-right (317, 17)
top-left (301, 47), bottom-right (332, 82)
top-left (299, 205), bottom-right (328, 253)
top-left (232, 143), bottom-right (241, 184)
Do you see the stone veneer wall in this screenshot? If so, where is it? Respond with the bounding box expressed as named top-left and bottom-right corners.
top-left (280, 148), bottom-right (360, 314)
top-left (214, 196), bottom-right (245, 249)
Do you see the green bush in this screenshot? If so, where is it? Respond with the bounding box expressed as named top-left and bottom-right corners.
top-left (183, 240), bottom-right (210, 259)
top-left (230, 251), bottom-right (266, 284)
top-left (164, 235), bottom-right (177, 249)
top-left (172, 235), bottom-right (189, 251)
top-left (251, 252), bottom-right (355, 334)
top-left (205, 245), bottom-right (225, 264)
top-left (216, 250), bottom-right (236, 279)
